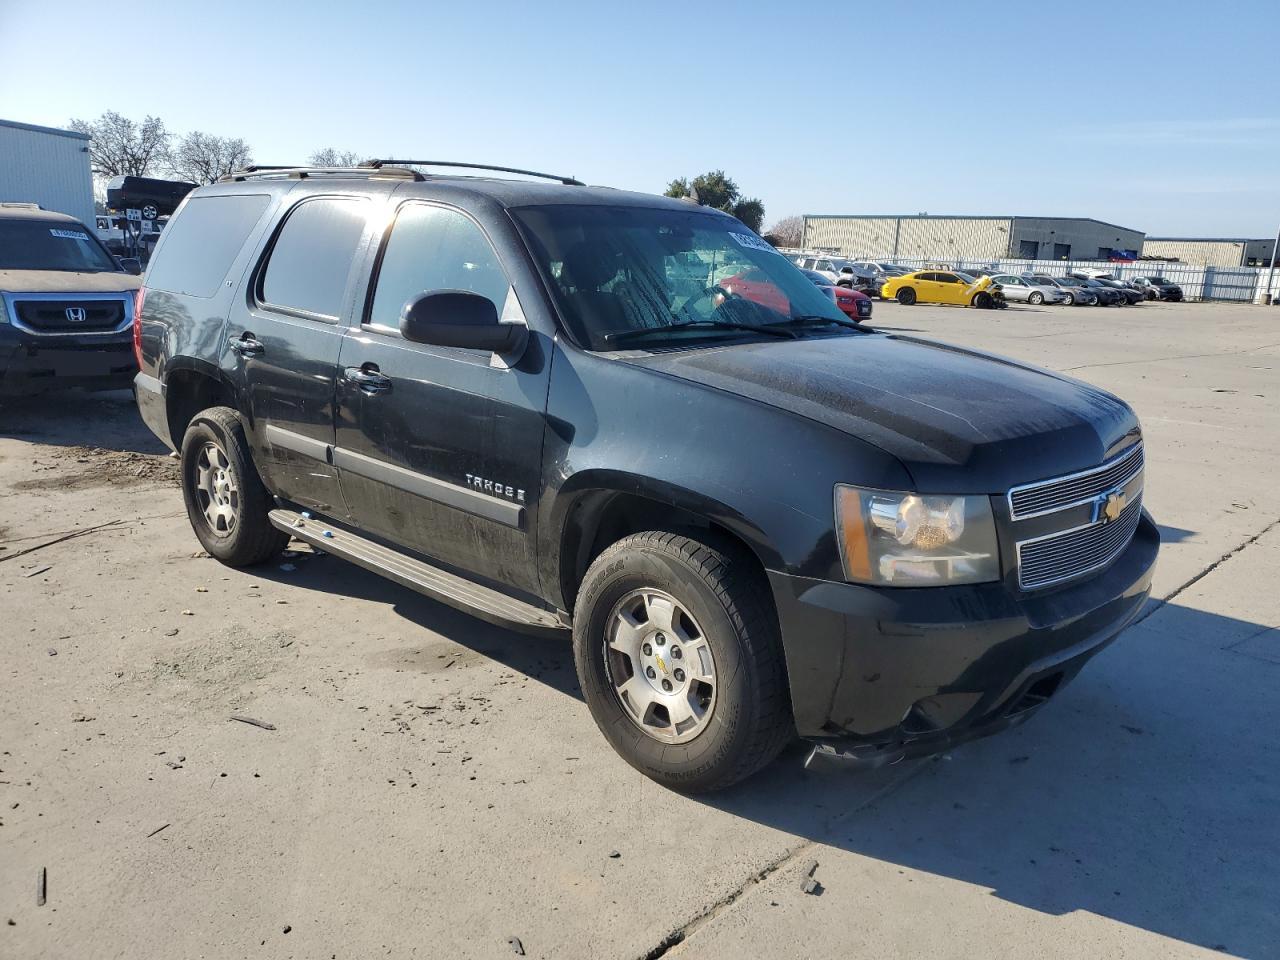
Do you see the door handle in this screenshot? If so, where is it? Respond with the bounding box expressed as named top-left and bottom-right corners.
top-left (344, 365), bottom-right (392, 395)
top-left (229, 333), bottom-right (265, 357)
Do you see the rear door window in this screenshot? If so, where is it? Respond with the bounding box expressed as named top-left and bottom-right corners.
top-left (367, 202), bottom-right (511, 330)
top-left (259, 196), bottom-right (369, 320)
top-left (146, 195), bottom-right (271, 298)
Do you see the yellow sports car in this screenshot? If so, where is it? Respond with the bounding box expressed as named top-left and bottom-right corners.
top-left (880, 270), bottom-right (1001, 308)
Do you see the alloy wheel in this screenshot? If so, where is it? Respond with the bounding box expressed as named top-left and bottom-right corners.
top-left (194, 441), bottom-right (240, 537)
top-left (603, 589), bottom-right (718, 744)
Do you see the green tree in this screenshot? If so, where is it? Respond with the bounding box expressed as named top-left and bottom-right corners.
top-left (664, 170), bottom-right (766, 232)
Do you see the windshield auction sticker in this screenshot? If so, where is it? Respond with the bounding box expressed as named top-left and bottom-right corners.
top-left (729, 232), bottom-right (782, 255)
top-left (50, 229), bottom-right (91, 241)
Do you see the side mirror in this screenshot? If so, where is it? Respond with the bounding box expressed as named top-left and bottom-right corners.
top-left (399, 290), bottom-right (526, 354)
top-left (118, 257), bottom-right (142, 275)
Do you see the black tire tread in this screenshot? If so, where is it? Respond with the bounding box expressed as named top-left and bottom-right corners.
top-left (576, 530), bottom-right (793, 792)
top-left (181, 406), bottom-right (287, 567)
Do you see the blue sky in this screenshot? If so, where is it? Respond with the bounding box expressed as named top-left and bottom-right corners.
top-left (2, 0), bottom-right (1277, 237)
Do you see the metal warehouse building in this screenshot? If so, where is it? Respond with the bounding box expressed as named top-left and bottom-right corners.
top-left (1142, 237), bottom-right (1276, 268)
top-left (802, 214), bottom-right (1146, 262)
top-left (0, 118), bottom-right (95, 226)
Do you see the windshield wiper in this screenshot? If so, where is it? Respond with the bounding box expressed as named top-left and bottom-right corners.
top-left (603, 319), bottom-right (797, 346)
top-left (766, 314), bottom-right (869, 333)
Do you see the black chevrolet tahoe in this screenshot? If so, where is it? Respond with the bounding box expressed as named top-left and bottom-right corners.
top-left (1, 203), bottom-right (141, 395)
top-left (133, 162), bottom-right (1158, 792)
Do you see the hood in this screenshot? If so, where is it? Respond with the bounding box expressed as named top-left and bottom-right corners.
top-left (0, 269), bottom-right (141, 294)
top-left (624, 333), bottom-right (1139, 493)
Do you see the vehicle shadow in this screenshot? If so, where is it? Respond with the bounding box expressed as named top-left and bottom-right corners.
top-left (1157, 524), bottom-right (1197, 544)
top-left (701, 601), bottom-right (1279, 957)
top-left (0, 388), bottom-right (170, 455)
top-left (250, 552), bottom-right (1279, 955)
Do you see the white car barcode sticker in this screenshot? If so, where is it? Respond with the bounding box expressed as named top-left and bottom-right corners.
top-left (729, 232), bottom-right (781, 255)
top-left (50, 229), bottom-right (90, 241)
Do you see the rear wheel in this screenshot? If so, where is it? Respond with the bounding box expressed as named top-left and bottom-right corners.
top-left (896, 287), bottom-right (917, 305)
top-left (180, 406), bottom-right (287, 566)
top-left (1028, 291), bottom-right (1044, 305)
top-left (573, 531), bottom-right (792, 793)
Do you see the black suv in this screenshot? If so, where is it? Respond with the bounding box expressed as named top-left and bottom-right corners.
top-left (1, 203), bottom-right (141, 394)
top-left (134, 162), bottom-right (1159, 792)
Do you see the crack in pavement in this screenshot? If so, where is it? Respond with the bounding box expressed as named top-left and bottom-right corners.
top-left (1134, 515), bottom-right (1280, 628)
top-left (1061, 341), bottom-right (1280, 373)
top-left (640, 514), bottom-right (1280, 960)
top-left (636, 761), bottom-right (931, 960)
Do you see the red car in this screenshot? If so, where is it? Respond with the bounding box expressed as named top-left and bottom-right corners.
top-left (800, 268), bottom-right (873, 322)
top-left (719, 268), bottom-right (874, 323)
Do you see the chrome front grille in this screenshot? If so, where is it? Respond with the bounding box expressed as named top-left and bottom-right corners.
top-left (1008, 442), bottom-right (1143, 520)
top-left (1017, 494), bottom-right (1143, 590)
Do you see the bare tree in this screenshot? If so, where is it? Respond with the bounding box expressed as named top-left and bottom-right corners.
top-left (765, 215), bottom-right (803, 248)
top-left (167, 132), bottom-right (253, 185)
top-left (68, 111), bottom-right (170, 178)
top-left (309, 147), bottom-right (366, 167)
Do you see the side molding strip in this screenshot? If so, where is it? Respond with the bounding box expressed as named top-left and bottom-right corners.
top-left (332, 446), bottom-right (525, 529)
top-left (264, 424), bottom-right (332, 463)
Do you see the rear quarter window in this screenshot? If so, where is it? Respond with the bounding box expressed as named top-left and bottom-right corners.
top-left (145, 194), bottom-right (271, 298)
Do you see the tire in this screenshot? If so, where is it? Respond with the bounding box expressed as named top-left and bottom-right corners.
top-left (141, 203), bottom-right (159, 221)
top-left (180, 406), bottom-right (288, 567)
top-left (573, 531), bottom-right (792, 793)
top-left (1028, 291), bottom-right (1044, 305)
top-left (896, 287), bottom-right (917, 305)
top-left (1064, 292), bottom-right (1076, 305)
top-left (973, 291), bottom-right (993, 309)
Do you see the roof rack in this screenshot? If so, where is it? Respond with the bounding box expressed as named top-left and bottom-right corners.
top-left (0, 201), bottom-right (42, 209)
top-left (218, 165), bottom-right (425, 183)
top-left (359, 160), bottom-right (584, 186)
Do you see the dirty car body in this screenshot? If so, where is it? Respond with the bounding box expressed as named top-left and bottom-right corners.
top-left (133, 166), bottom-right (1158, 786)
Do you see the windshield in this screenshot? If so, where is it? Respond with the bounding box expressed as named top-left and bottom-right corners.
top-left (0, 218), bottom-right (119, 272)
top-left (513, 205), bottom-right (847, 350)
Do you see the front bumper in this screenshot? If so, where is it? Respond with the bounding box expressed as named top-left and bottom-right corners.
top-left (0, 327), bottom-right (136, 395)
top-left (769, 511), bottom-right (1159, 760)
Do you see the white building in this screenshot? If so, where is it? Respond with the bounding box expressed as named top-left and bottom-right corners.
top-left (1142, 237), bottom-right (1276, 268)
top-left (0, 118), bottom-right (95, 226)
top-left (802, 214), bottom-right (1146, 263)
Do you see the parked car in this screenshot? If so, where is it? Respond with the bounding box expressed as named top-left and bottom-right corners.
top-left (988, 274), bottom-right (1069, 305)
top-left (1027, 275), bottom-right (1097, 306)
top-left (795, 255), bottom-right (871, 288)
top-left (880, 269), bottom-right (1004, 308)
top-left (799, 268), bottom-right (874, 321)
top-left (1132, 276), bottom-right (1184, 301)
top-left (0, 202), bottom-right (141, 394)
top-left (1084, 276), bottom-right (1144, 306)
top-left (1063, 276), bottom-right (1125, 306)
top-left (133, 162), bottom-right (1157, 792)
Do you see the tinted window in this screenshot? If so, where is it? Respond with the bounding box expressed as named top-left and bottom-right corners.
top-left (261, 197), bottom-right (368, 318)
top-left (936, 273), bottom-right (960, 283)
top-left (147, 195), bottom-right (270, 297)
top-left (369, 203), bottom-right (510, 328)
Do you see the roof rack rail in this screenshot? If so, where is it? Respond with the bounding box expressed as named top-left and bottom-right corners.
top-left (218, 165), bottom-right (425, 183)
top-left (359, 160), bottom-right (584, 186)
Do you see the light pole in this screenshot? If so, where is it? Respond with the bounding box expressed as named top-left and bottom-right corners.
top-left (1265, 221), bottom-right (1280, 305)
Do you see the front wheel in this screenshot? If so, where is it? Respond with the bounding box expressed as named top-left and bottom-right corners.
top-left (973, 291), bottom-right (994, 309)
top-left (573, 531), bottom-right (792, 793)
top-left (896, 287), bottom-right (917, 305)
top-left (1028, 291), bottom-right (1044, 305)
top-left (1064, 292), bottom-right (1076, 305)
top-left (180, 406), bottom-right (288, 566)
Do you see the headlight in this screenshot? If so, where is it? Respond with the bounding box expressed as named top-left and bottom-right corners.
top-left (835, 485), bottom-right (1000, 585)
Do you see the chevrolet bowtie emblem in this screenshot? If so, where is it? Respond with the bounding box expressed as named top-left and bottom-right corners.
top-left (655, 655), bottom-right (669, 676)
top-left (1101, 490), bottom-right (1127, 523)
